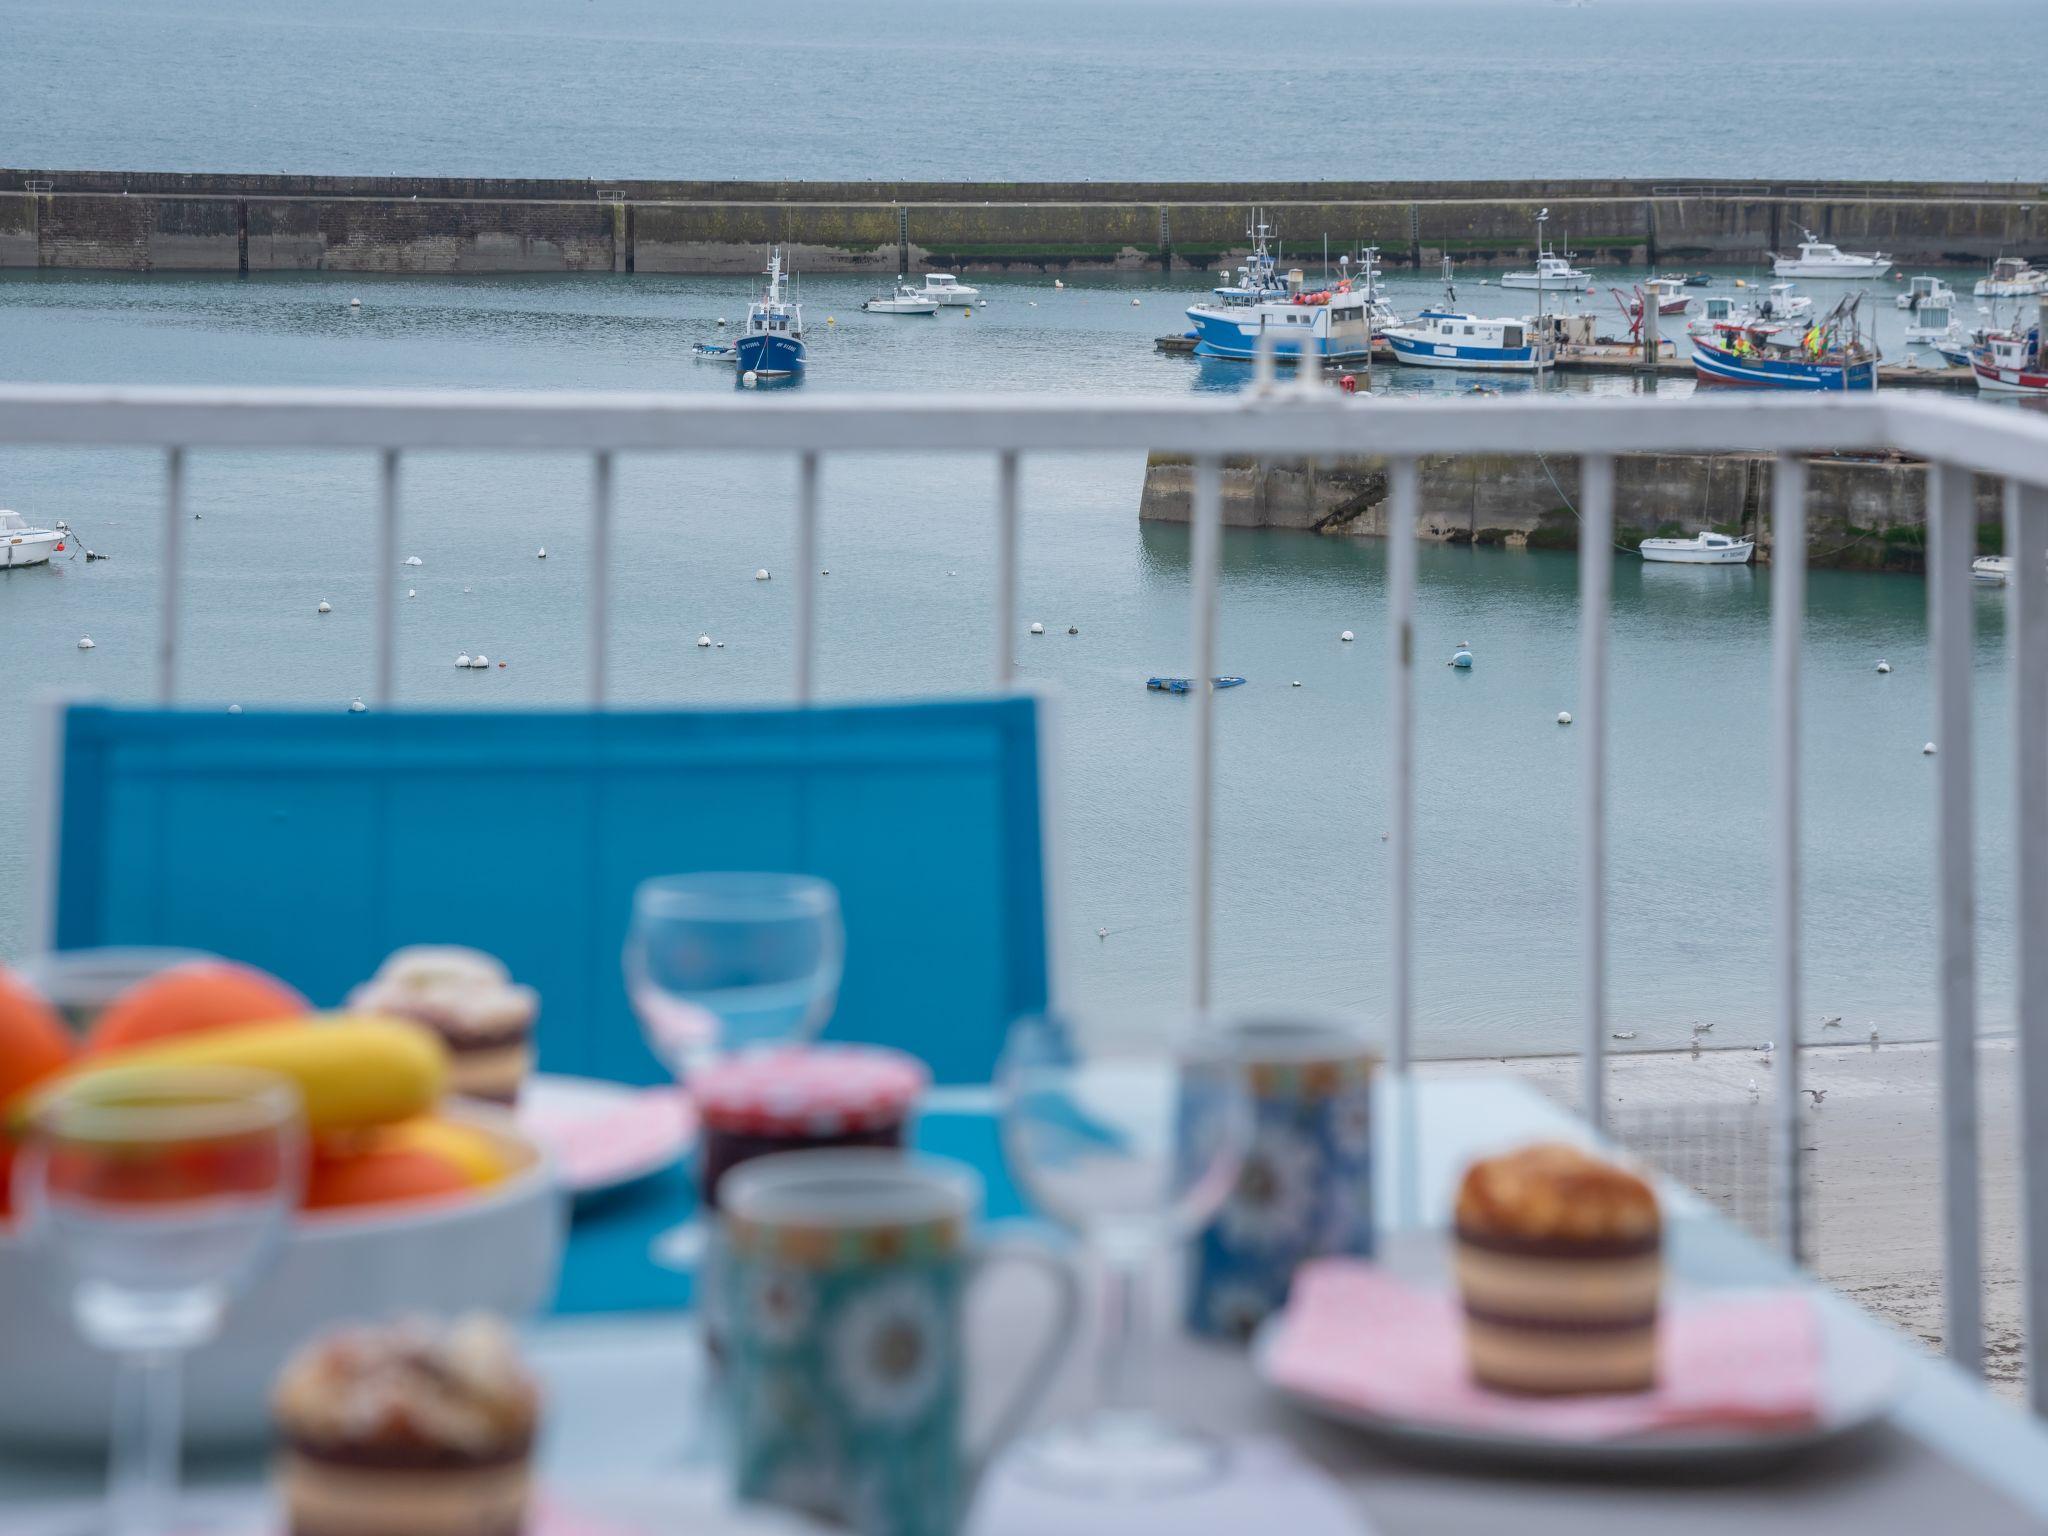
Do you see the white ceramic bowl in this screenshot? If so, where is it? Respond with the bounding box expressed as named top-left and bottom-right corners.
top-left (0, 1103), bottom-right (567, 1447)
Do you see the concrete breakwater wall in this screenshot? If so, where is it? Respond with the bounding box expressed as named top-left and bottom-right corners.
top-left (2, 172), bottom-right (2044, 276)
top-left (1139, 452), bottom-right (2004, 573)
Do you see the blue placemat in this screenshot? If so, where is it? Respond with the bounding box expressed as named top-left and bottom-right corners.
top-left (551, 1110), bottom-right (1028, 1316)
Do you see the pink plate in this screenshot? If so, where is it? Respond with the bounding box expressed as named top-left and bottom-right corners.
top-left (518, 1075), bottom-right (697, 1197)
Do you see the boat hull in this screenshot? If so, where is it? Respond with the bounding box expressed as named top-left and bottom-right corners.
top-left (1691, 339), bottom-right (1875, 390)
top-left (2, 531), bottom-right (63, 567)
top-left (1186, 306), bottom-right (1373, 362)
top-left (1640, 541), bottom-right (1755, 565)
top-left (735, 333), bottom-right (806, 378)
top-left (861, 301), bottom-right (938, 315)
top-left (1772, 260), bottom-right (1892, 278)
top-left (1500, 274), bottom-right (1592, 291)
top-left (1972, 359), bottom-right (2048, 394)
top-left (1384, 332), bottom-right (1549, 372)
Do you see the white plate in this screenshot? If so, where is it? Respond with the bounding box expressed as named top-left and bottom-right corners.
top-left (1253, 1296), bottom-right (1900, 1472)
top-left (518, 1074), bottom-right (696, 1198)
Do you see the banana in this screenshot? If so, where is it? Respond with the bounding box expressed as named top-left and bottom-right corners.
top-left (18, 1015), bottom-right (448, 1134)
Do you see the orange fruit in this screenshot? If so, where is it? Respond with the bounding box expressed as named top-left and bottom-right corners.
top-left (303, 1131), bottom-right (473, 1212)
top-left (86, 962), bottom-right (309, 1057)
top-left (381, 1118), bottom-right (509, 1186)
top-left (0, 967), bottom-right (75, 1111)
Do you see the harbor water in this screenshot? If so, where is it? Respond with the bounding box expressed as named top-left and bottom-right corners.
top-left (0, 266), bottom-right (2020, 1056)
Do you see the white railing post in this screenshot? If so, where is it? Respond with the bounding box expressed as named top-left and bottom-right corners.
top-left (1578, 454), bottom-right (1613, 1132)
top-left (2008, 477), bottom-right (2048, 1416)
top-left (995, 451), bottom-right (1019, 689)
top-left (795, 451), bottom-right (819, 704)
top-left (589, 452), bottom-right (612, 706)
top-left (375, 450), bottom-right (398, 706)
top-left (1386, 457), bottom-right (1419, 1075)
top-left (1770, 453), bottom-right (1807, 1264)
top-left (1930, 460), bottom-right (1983, 1376)
top-left (158, 447), bottom-right (184, 703)
top-left (1188, 455), bottom-right (1222, 1011)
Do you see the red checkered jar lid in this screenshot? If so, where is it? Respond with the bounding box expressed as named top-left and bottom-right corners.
top-left (693, 1045), bottom-right (930, 1138)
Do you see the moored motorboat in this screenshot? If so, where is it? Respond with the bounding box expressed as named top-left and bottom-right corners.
top-left (860, 285), bottom-right (940, 315)
top-left (1501, 244), bottom-right (1592, 292)
top-left (693, 341), bottom-right (738, 362)
top-left (0, 510), bottom-right (65, 568)
top-left (1639, 530), bottom-right (1755, 565)
top-left (1969, 325), bottom-right (2048, 395)
top-left (1186, 230), bottom-right (1393, 364)
top-left (1973, 555), bottom-right (2013, 584)
top-left (733, 248), bottom-right (806, 379)
top-left (1975, 256), bottom-right (2045, 299)
top-left (1641, 277), bottom-right (1691, 316)
top-left (1386, 310), bottom-right (1555, 372)
top-left (1770, 230), bottom-right (1891, 278)
top-left (1896, 275), bottom-right (1956, 312)
top-left (911, 273), bottom-right (980, 306)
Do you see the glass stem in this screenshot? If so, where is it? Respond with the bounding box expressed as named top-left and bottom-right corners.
top-left (109, 1348), bottom-right (180, 1536)
top-left (1094, 1243), bottom-right (1151, 1422)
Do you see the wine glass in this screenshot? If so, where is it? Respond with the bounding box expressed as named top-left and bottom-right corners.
top-left (998, 1009), bottom-right (1250, 1496)
top-left (624, 872), bottom-right (845, 1078)
top-left (12, 1064), bottom-right (303, 1535)
top-left (624, 872), bottom-right (844, 1268)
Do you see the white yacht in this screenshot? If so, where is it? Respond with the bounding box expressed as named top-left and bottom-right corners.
top-left (1502, 244), bottom-right (1592, 291)
top-left (1, 510), bottom-right (65, 568)
top-left (1901, 289), bottom-right (1957, 347)
top-left (1771, 230), bottom-right (1891, 278)
top-left (1687, 289), bottom-right (1806, 337)
top-left (1975, 256), bottom-right (2045, 298)
top-left (1639, 530), bottom-right (1755, 565)
top-left (1896, 275), bottom-right (1956, 311)
top-left (1973, 555), bottom-right (2013, 584)
top-left (860, 285), bottom-right (940, 315)
top-left (911, 273), bottom-right (980, 306)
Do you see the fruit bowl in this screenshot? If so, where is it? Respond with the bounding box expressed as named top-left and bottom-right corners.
top-left (0, 1102), bottom-right (567, 1447)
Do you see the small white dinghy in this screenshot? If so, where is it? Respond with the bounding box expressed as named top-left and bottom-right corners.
top-left (1639, 530), bottom-right (1755, 565)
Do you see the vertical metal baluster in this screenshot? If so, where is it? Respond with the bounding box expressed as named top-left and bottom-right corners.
top-left (1387, 457), bottom-right (1419, 1075)
top-left (589, 452), bottom-right (612, 705)
top-left (158, 448), bottom-right (184, 703)
top-left (995, 451), bottom-right (1019, 689)
top-left (1578, 454), bottom-right (1613, 1132)
top-left (1770, 454), bottom-right (1807, 1263)
top-left (1189, 455), bottom-right (1222, 1011)
top-left (1930, 460), bottom-right (1982, 1375)
top-left (795, 451), bottom-right (819, 703)
top-left (2009, 478), bottom-right (2048, 1417)
top-left (375, 450), bottom-right (399, 707)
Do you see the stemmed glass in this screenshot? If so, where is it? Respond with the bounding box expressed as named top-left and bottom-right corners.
top-left (624, 872), bottom-right (844, 1264)
top-left (999, 1009), bottom-right (1251, 1496)
top-left (12, 1064), bottom-right (303, 1535)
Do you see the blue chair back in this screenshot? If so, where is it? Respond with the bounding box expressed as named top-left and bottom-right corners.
top-left (49, 699), bottom-right (1049, 1086)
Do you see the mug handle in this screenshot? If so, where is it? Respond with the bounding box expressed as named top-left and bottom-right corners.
top-left (964, 1227), bottom-right (1082, 1480)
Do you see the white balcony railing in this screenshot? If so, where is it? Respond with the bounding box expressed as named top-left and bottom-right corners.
top-left (3, 380), bottom-right (2046, 1410)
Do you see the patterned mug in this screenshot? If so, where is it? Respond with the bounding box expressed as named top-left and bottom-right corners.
top-left (719, 1149), bottom-right (1079, 1536)
top-left (1186, 1016), bottom-right (1380, 1340)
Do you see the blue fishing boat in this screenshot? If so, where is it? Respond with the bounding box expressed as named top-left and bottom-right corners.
top-left (1690, 294), bottom-right (1877, 391)
top-left (1185, 220), bottom-right (1393, 364)
top-left (1147, 676), bottom-right (1246, 693)
top-left (734, 249), bottom-right (805, 379)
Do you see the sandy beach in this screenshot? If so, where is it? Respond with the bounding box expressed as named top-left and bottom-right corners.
top-left (1425, 1037), bottom-right (2027, 1397)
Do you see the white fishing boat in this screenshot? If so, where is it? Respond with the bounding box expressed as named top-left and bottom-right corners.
top-left (1974, 256), bottom-right (2045, 298)
top-left (1771, 230), bottom-right (1891, 278)
top-left (1502, 244), bottom-right (1592, 291)
top-left (1384, 309), bottom-right (1555, 372)
top-left (1902, 293), bottom-right (1957, 347)
top-left (860, 285), bottom-right (940, 315)
top-left (1969, 325), bottom-right (2048, 395)
top-left (1686, 287), bottom-right (1807, 338)
top-left (1896, 275), bottom-right (1956, 311)
top-left (1638, 530), bottom-right (1755, 565)
top-left (1641, 277), bottom-right (1692, 316)
top-left (1186, 236), bottom-right (1395, 364)
top-left (911, 273), bottom-right (980, 306)
top-left (0, 510), bottom-right (65, 568)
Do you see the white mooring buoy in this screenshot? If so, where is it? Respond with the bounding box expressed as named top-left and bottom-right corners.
top-left (1923, 741), bottom-right (1938, 755)
top-left (317, 600), bottom-right (332, 614)
top-left (77, 636), bottom-right (95, 650)
top-left (1029, 622), bottom-right (1044, 635)
top-left (697, 634), bottom-right (712, 648)
top-left (349, 297), bottom-right (362, 309)
top-left (473, 654), bottom-right (489, 669)
top-left (404, 555), bottom-right (422, 567)
top-left (742, 370), bottom-right (759, 388)
top-left (537, 547), bottom-right (547, 559)
top-left (348, 698), bottom-right (367, 713)
top-left (1558, 711), bottom-right (1573, 725)
top-left (1876, 660), bottom-right (1892, 674)
top-left (1340, 630), bottom-right (1355, 642)
top-left (755, 568), bottom-right (771, 581)
top-left (227, 704), bottom-right (242, 714)
top-left (456, 653), bottom-right (472, 668)
top-left (407, 589), bottom-right (416, 598)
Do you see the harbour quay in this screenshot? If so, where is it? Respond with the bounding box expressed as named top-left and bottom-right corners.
top-left (2, 171), bottom-right (2043, 275)
top-left (1139, 448), bottom-right (2004, 572)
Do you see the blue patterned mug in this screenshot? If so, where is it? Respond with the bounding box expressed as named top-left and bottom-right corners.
top-left (719, 1150), bottom-right (1079, 1536)
top-left (1186, 1017), bottom-right (1380, 1340)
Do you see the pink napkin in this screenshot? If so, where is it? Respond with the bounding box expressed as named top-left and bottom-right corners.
top-left (522, 1088), bottom-right (696, 1192)
top-left (1264, 1260), bottom-right (1822, 1441)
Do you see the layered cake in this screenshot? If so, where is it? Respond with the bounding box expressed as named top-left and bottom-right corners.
top-left (349, 948), bottom-right (537, 1106)
top-left (274, 1314), bottom-right (540, 1536)
top-left (1453, 1142), bottom-right (1662, 1395)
